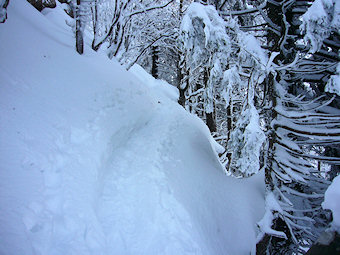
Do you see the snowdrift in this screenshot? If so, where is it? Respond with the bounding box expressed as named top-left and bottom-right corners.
top-left (0, 2), bottom-right (264, 255)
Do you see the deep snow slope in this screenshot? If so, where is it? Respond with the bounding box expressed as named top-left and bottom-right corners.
top-left (0, 2), bottom-right (264, 255)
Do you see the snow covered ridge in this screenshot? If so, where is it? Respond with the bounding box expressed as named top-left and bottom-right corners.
top-left (0, 2), bottom-right (264, 255)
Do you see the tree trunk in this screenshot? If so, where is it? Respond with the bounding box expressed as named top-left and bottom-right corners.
top-left (206, 112), bottom-right (216, 132)
top-left (151, 46), bottom-right (159, 79)
top-left (204, 69), bottom-right (216, 132)
top-left (91, 0), bottom-right (98, 50)
top-left (256, 73), bottom-right (282, 254)
top-left (76, 0), bottom-right (83, 55)
top-left (178, 67), bottom-right (188, 107)
top-left (177, 0), bottom-right (186, 107)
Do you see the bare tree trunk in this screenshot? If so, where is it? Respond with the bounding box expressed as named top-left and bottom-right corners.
top-left (91, 0), bottom-right (98, 50)
top-left (151, 46), bottom-right (158, 79)
top-left (204, 69), bottom-right (216, 132)
top-left (256, 73), bottom-right (280, 255)
top-left (178, 66), bottom-right (188, 107)
top-left (76, 0), bottom-right (83, 55)
top-left (225, 103), bottom-right (232, 170)
top-left (206, 112), bottom-right (216, 132)
top-left (177, 0), bottom-right (187, 107)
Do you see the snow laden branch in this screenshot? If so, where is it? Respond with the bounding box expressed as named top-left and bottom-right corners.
top-left (227, 104), bottom-right (265, 177)
top-left (179, 3), bottom-right (267, 176)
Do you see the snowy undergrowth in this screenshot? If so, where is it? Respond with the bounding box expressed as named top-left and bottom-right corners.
top-left (0, 2), bottom-right (264, 255)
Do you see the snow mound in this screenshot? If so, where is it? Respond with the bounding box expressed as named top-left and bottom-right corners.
top-left (0, 2), bottom-right (264, 255)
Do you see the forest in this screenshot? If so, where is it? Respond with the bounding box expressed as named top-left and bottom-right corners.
top-left (0, 0), bottom-right (339, 254)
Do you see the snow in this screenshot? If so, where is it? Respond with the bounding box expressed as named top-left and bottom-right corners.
top-left (238, 32), bottom-right (267, 74)
top-left (323, 175), bottom-right (340, 233)
top-left (0, 2), bottom-right (264, 255)
top-left (180, 2), bottom-right (230, 66)
top-left (222, 66), bottom-right (240, 107)
top-left (301, 0), bottom-right (340, 53)
top-left (227, 104), bottom-right (266, 176)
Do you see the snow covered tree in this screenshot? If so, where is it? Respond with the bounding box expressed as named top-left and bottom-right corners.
top-left (300, 0), bottom-right (340, 55)
top-left (180, 2), bottom-right (231, 132)
top-left (125, 0), bottom-right (182, 85)
top-left (219, 19), bottom-right (267, 176)
top-left (243, 0), bottom-right (340, 253)
top-left (180, 2), bottom-right (267, 176)
top-left (226, 103), bottom-right (265, 177)
top-left (91, 0), bottom-right (175, 60)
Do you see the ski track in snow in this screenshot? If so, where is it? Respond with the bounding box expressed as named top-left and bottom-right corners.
top-left (95, 105), bottom-right (200, 255)
top-left (22, 92), bottom-right (200, 255)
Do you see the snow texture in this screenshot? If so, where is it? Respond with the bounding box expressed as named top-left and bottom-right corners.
top-left (0, 2), bottom-right (265, 255)
top-left (323, 175), bottom-right (340, 233)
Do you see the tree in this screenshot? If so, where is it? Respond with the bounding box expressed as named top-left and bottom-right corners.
top-left (91, 0), bottom-right (175, 60)
top-left (244, 0), bottom-right (340, 253)
top-left (75, 0), bottom-right (84, 54)
top-left (125, 0), bottom-right (182, 86)
top-left (61, 0), bottom-right (91, 55)
top-left (179, 2), bottom-right (231, 132)
top-left (179, 2), bottom-right (267, 176)
top-left (195, 0), bottom-right (340, 252)
top-left (226, 103), bottom-right (265, 177)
